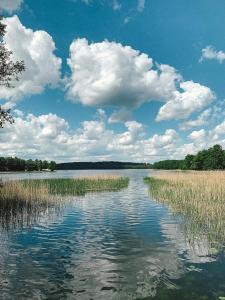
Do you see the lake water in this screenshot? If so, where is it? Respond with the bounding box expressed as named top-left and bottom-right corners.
top-left (0, 170), bottom-right (225, 300)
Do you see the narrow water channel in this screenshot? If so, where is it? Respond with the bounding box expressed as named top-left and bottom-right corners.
top-left (0, 170), bottom-right (225, 299)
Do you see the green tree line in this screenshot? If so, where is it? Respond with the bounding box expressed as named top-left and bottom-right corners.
top-left (152, 144), bottom-right (225, 170)
top-left (57, 161), bottom-right (152, 170)
top-left (0, 157), bottom-right (56, 172)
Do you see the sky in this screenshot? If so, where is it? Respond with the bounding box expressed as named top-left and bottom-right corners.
top-left (0, 0), bottom-right (225, 162)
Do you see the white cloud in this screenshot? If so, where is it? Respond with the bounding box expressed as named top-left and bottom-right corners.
top-left (108, 108), bottom-right (132, 123)
top-left (80, 0), bottom-right (121, 10)
top-left (2, 110), bottom-right (225, 162)
top-left (116, 121), bottom-right (144, 145)
top-left (123, 0), bottom-right (146, 24)
top-left (137, 0), bottom-right (145, 12)
top-left (81, 0), bottom-right (91, 4)
top-left (213, 120), bottom-right (225, 135)
top-left (189, 129), bottom-right (206, 142)
top-left (179, 100), bottom-right (225, 131)
top-left (124, 16), bottom-right (131, 24)
top-left (0, 0), bottom-right (22, 13)
top-left (200, 45), bottom-right (225, 63)
top-left (67, 39), bottom-right (214, 122)
top-left (156, 81), bottom-right (214, 121)
top-left (150, 129), bottom-right (179, 147)
top-left (0, 15), bottom-right (62, 106)
top-left (154, 119), bottom-right (225, 160)
top-left (183, 120), bottom-right (225, 156)
top-left (179, 108), bottom-right (211, 131)
top-left (13, 109), bottom-right (24, 117)
top-left (67, 39), bottom-right (179, 108)
top-left (112, 0), bottom-right (121, 11)
top-left (95, 108), bottom-right (107, 120)
top-left (143, 129), bottom-right (180, 158)
top-left (0, 110), bottom-right (182, 162)
top-left (81, 0), bottom-right (143, 12)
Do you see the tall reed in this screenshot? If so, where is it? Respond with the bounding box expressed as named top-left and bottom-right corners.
top-left (145, 171), bottom-right (225, 245)
top-left (0, 175), bottom-right (129, 230)
top-left (21, 175), bottom-right (129, 196)
top-left (0, 180), bottom-right (53, 230)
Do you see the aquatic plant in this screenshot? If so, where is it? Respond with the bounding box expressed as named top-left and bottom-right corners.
top-left (20, 175), bottom-right (129, 196)
top-left (0, 175), bottom-right (129, 201)
top-left (0, 180), bottom-right (54, 230)
top-left (0, 175), bottom-right (129, 230)
top-left (145, 171), bottom-right (225, 246)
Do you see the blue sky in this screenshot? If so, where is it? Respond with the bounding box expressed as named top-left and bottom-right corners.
top-left (0, 0), bottom-right (225, 162)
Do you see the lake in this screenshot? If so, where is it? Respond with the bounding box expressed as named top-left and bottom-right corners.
top-left (0, 170), bottom-right (225, 299)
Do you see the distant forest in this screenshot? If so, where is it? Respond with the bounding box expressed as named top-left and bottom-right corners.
top-left (57, 161), bottom-right (151, 170)
top-left (0, 157), bottom-right (56, 172)
top-left (58, 144), bottom-right (225, 171)
top-left (1, 144), bottom-right (224, 172)
top-left (152, 144), bottom-right (225, 170)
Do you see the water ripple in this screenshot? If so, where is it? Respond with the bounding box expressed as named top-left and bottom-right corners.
top-left (0, 170), bottom-right (225, 299)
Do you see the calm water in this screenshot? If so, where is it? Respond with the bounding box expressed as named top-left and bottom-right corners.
top-left (0, 170), bottom-right (225, 300)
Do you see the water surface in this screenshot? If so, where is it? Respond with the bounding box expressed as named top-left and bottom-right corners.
top-left (0, 170), bottom-right (225, 300)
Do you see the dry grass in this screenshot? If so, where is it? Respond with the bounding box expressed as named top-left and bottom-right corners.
top-left (0, 181), bottom-right (53, 231)
top-left (0, 175), bottom-right (129, 201)
top-left (145, 171), bottom-right (225, 244)
top-left (0, 180), bottom-right (50, 202)
top-left (0, 175), bottom-right (129, 230)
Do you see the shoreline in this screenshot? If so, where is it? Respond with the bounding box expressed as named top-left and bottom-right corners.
top-left (0, 170), bottom-right (54, 174)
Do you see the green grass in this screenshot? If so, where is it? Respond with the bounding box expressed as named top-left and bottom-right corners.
top-left (21, 176), bottom-right (129, 196)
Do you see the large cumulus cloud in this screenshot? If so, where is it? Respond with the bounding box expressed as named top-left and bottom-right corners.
top-left (156, 81), bottom-right (214, 121)
top-left (67, 38), bottom-right (214, 121)
top-left (67, 38), bottom-right (180, 107)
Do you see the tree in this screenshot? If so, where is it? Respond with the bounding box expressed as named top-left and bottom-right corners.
top-left (206, 145), bottom-right (225, 170)
top-left (0, 156), bottom-right (56, 172)
top-left (152, 159), bottom-right (184, 170)
top-left (49, 161), bottom-right (56, 171)
top-left (183, 154), bottom-right (195, 170)
top-left (152, 144), bottom-right (225, 171)
top-left (0, 16), bottom-right (25, 128)
top-left (25, 159), bottom-right (37, 171)
top-left (42, 160), bottom-right (49, 169)
top-left (0, 108), bottom-right (14, 127)
top-left (192, 150), bottom-right (208, 170)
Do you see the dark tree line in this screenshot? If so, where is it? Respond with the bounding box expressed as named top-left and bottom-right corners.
top-left (152, 145), bottom-right (225, 170)
top-left (0, 16), bottom-right (25, 128)
top-left (57, 161), bottom-right (152, 170)
top-left (0, 157), bottom-right (56, 172)
top-left (183, 144), bottom-right (225, 170)
top-left (152, 160), bottom-right (184, 170)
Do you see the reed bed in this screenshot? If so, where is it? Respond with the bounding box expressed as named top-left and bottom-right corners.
top-left (0, 175), bottom-right (129, 230)
top-left (0, 180), bottom-right (50, 202)
top-left (0, 180), bottom-right (54, 231)
top-left (145, 171), bottom-right (225, 245)
top-left (21, 175), bottom-right (129, 196)
top-left (0, 175), bottom-right (129, 201)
